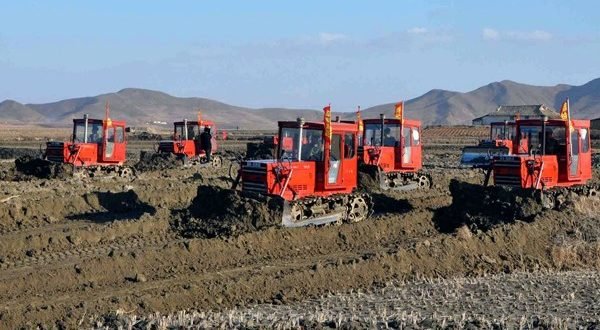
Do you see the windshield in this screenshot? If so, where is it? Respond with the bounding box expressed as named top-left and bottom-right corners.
top-left (518, 124), bottom-right (566, 155)
top-left (278, 127), bottom-right (324, 161)
top-left (364, 123), bottom-right (401, 147)
top-left (175, 123), bottom-right (202, 140)
top-left (74, 121), bottom-right (103, 143)
top-left (491, 124), bottom-right (515, 140)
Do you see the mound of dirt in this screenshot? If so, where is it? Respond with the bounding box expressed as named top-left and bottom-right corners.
top-left (172, 186), bottom-right (282, 238)
top-left (357, 165), bottom-right (380, 192)
top-left (134, 151), bottom-right (183, 172)
top-left (436, 180), bottom-right (543, 232)
top-left (0, 147), bottom-right (41, 160)
top-left (438, 180), bottom-right (600, 233)
top-left (14, 155), bottom-right (73, 179)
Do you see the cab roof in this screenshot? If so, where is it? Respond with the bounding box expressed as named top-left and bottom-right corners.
top-left (279, 120), bottom-right (358, 132)
top-left (362, 118), bottom-right (421, 127)
top-left (174, 120), bottom-right (215, 126)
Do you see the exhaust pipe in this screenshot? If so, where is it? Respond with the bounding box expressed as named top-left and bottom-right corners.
top-left (83, 114), bottom-right (89, 143)
top-left (296, 117), bottom-right (305, 161)
top-left (184, 119), bottom-right (188, 140)
top-left (380, 113), bottom-right (385, 147)
top-left (541, 115), bottom-right (548, 155)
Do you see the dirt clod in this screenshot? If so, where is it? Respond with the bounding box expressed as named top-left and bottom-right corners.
top-left (172, 186), bottom-right (283, 238)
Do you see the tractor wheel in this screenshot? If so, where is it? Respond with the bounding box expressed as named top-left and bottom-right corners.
top-left (211, 156), bottom-right (223, 168)
top-left (417, 175), bottom-right (431, 189)
top-left (119, 167), bottom-right (135, 179)
top-left (229, 159), bottom-right (241, 181)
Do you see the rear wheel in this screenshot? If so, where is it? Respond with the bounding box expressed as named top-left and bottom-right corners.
top-left (346, 195), bottom-right (370, 223)
top-left (418, 175), bottom-right (431, 189)
top-left (211, 155), bottom-right (223, 168)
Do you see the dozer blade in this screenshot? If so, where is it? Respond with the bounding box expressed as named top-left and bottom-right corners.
top-left (460, 145), bottom-right (509, 168)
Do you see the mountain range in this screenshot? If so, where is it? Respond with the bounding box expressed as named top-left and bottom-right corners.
top-left (2, 78), bottom-right (600, 129)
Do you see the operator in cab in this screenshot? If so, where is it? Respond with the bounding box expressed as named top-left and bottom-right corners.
top-left (383, 127), bottom-right (397, 146)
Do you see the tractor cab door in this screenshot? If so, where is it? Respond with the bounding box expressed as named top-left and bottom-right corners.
top-left (401, 126), bottom-right (421, 168)
top-left (569, 129), bottom-right (580, 179)
top-left (101, 125), bottom-right (126, 163)
top-left (326, 133), bottom-right (343, 187)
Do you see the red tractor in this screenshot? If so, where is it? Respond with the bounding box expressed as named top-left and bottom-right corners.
top-left (358, 114), bottom-right (431, 190)
top-left (490, 117), bottom-right (592, 189)
top-left (460, 121), bottom-right (516, 168)
top-left (233, 117), bottom-right (372, 227)
top-left (43, 113), bottom-right (133, 178)
top-left (157, 119), bottom-right (222, 167)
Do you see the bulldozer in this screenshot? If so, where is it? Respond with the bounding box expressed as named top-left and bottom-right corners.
top-left (33, 112), bottom-right (133, 178)
top-left (489, 117), bottom-right (592, 191)
top-left (358, 114), bottom-right (431, 191)
top-left (460, 121), bottom-right (516, 168)
top-left (444, 114), bottom-right (595, 231)
top-left (231, 115), bottom-right (373, 227)
top-left (157, 119), bottom-right (223, 167)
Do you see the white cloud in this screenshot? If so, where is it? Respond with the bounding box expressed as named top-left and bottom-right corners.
top-left (507, 30), bottom-right (553, 41)
top-left (407, 27), bottom-right (427, 35)
top-left (482, 28), bottom-right (500, 40)
top-left (318, 32), bottom-right (348, 45)
top-left (483, 28), bottom-right (552, 42)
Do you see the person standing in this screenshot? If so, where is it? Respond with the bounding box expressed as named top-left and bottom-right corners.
top-left (199, 126), bottom-right (213, 162)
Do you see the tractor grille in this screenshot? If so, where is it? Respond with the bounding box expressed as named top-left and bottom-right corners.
top-left (45, 142), bottom-right (65, 163)
top-left (493, 157), bottom-right (522, 186)
top-left (158, 141), bottom-right (174, 153)
top-left (241, 161), bottom-right (268, 194)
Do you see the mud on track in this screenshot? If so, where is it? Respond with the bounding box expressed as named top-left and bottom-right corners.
top-left (0, 145), bottom-right (600, 328)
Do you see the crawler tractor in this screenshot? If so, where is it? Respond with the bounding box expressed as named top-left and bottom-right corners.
top-left (233, 116), bottom-right (373, 227)
top-left (43, 112), bottom-right (133, 178)
top-left (489, 117), bottom-right (592, 190)
top-left (157, 119), bottom-right (223, 167)
top-left (358, 114), bottom-right (431, 191)
top-left (460, 121), bottom-right (516, 168)
top-left (455, 115), bottom-right (596, 215)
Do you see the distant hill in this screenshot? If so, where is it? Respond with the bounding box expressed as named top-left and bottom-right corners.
top-left (1, 88), bottom-right (322, 129)
top-left (2, 78), bottom-right (600, 128)
top-left (358, 79), bottom-right (595, 124)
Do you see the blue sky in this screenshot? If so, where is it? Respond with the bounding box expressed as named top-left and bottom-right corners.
top-left (1, 0), bottom-right (599, 109)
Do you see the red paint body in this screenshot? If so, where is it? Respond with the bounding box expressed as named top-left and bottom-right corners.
top-left (492, 119), bottom-right (592, 188)
top-left (45, 118), bottom-right (127, 166)
top-left (158, 120), bottom-right (218, 159)
top-left (489, 122), bottom-right (516, 153)
top-left (359, 118), bottom-right (423, 173)
top-left (240, 121), bottom-right (359, 200)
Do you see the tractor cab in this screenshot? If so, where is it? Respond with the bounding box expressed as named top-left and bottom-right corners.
top-left (359, 116), bottom-right (422, 173)
top-left (492, 118), bottom-right (591, 188)
top-left (158, 119), bottom-right (218, 160)
top-left (239, 118), bottom-right (359, 200)
top-left (45, 114), bottom-right (127, 166)
top-left (460, 121), bottom-right (516, 168)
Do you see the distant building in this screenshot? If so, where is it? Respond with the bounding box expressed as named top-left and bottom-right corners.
top-left (472, 104), bottom-right (560, 125)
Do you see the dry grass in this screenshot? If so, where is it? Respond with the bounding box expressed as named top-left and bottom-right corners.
top-left (93, 270), bottom-right (600, 329)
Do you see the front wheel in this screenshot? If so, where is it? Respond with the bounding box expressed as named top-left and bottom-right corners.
top-left (211, 156), bottom-right (223, 168)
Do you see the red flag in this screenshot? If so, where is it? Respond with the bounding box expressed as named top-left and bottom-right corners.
top-left (559, 98), bottom-right (569, 121)
top-left (394, 101), bottom-right (404, 123)
top-left (197, 111), bottom-right (202, 126)
top-left (104, 101), bottom-right (112, 127)
top-left (323, 104), bottom-right (332, 145)
top-left (356, 106), bottom-right (363, 133)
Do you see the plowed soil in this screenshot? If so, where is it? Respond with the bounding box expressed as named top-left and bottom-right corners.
top-left (0, 143), bottom-right (599, 328)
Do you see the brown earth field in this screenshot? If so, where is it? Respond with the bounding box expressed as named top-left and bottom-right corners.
top-left (0, 128), bottom-right (600, 328)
